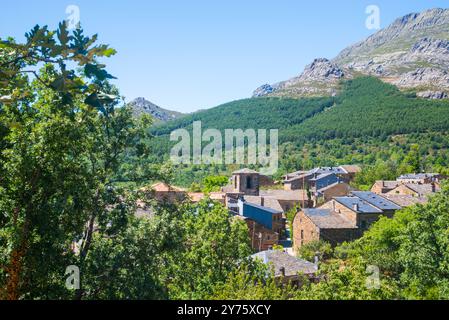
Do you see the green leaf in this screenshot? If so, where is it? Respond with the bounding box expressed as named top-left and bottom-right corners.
top-left (85, 92), bottom-right (106, 113)
top-left (57, 22), bottom-right (69, 45)
top-left (84, 63), bottom-right (116, 81)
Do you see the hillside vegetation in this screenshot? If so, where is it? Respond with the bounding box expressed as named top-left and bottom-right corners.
top-left (145, 77), bottom-right (449, 187)
top-left (151, 96), bottom-right (334, 135)
top-left (150, 77), bottom-right (449, 153)
top-left (284, 77), bottom-right (449, 144)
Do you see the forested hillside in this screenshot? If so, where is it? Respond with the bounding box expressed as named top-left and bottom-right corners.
top-left (152, 77), bottom-right (449, 143)
top-left (148, 77), bottom-right (449, 186)
top-left (285, 77), bottom-right (449, 144)
top-left (151, 96), bottom-right (334, 135)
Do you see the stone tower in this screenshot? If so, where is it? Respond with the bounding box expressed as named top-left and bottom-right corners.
top-left (232, 169), bottom-right (260, 196)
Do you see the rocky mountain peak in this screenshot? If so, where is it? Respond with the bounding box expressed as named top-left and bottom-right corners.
top-left (128, 97), bottom-right (184, 122)
top-left (411, 37), bottom-right (449, 54)
top-left (253, 84), bottom-right (277, 98)
top-left (253, 8), bottom-right (449, 99)
top-left (299, 58), bottom-right (344, 81)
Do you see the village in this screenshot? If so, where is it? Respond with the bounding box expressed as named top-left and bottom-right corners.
top-left (145, 166), bottom-right (446, 286)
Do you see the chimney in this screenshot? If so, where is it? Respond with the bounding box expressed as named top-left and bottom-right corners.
top-left (279, 267), bottom-right (286, 277)
top-left (353, 203), bottom-right (359, 212)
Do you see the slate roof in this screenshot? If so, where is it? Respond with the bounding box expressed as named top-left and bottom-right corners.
top-left (284, 170), bottom-right (307, 180)
top-left (382, 194), bottom-right (428, 207)
top-left (244, 196), bottom-right (284, 212)
top-left (259, 190), bottom-right (308, 201)
top-left (404, 184), bottom-right (439, 196)
top-left (251, 250), bottom-right (317, 277)
top-left (317, 182), bottom-right (350, 193)
top-left (303, 208), bottom-right (356, 229)
top-left (309, 167), bottom-right (347, 175)
top-left (398, 173), bottom-right (438, 180)
top-left (372, 180), bottom-right (401, 190)
top-left (334, 196), bottom-right (383, 213)
top-left (351, 191), bottom-right (402, 211)
top-left (284, 166), bottom-right (356, 182)
top-left (244, 202), bottom-right (282, 215)
top-left (284, 172), bottom-right (313, 183)
top-left (309, 172), bottom-right (336, 182)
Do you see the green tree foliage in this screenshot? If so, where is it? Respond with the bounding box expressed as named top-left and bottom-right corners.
top-left (210, 262), bottom-right (297, 300)
top-left (399, 143), bottom-right (421, 173)
top-left (167, 200), bottom-right (252, 299)
top-left (148, 76), bottom-right (449, 187)
top-left (352, 160), bottom-right (399, 190)
top-left (297, 241), bottom-right (333, 263)
top-left (0, 24), bottom-right (150, 300)
top-left (296, 257), bottom-right (400, 300)
top-left (202, 175), bottom-right (229, 193)
top-left (288, 77), bottom-right (449, 143)
top-left (336, 183), bottom-right (449, 299)
top-left (80, 205), bottom-right (181, 300)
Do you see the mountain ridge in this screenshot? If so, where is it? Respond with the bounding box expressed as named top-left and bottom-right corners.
top-left (128, 97), bottom-right (184, 122)
top-left (254, 8), bottom-right (449, 99)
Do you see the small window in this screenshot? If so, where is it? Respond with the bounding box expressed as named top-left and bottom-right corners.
top-left (361, 221), bottom-right (367, 230)
top-left (301, 230), bottom-right (304, 240)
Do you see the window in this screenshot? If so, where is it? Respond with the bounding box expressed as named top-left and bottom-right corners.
top-left (301, 230), bottom-right (304, 240)
top-left (361, 220), bottom-right (367, 230)
top-left (246, 176), bottom-right (252, 189)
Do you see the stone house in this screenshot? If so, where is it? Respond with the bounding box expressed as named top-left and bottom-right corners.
top-left (397, 173), bottom-right (443, 184)
top-left (251, 250), bottom-right (318, 287)
top-left (382, 194), bottom-right (428, 207)
top-left (236, 216), bottom-right (279, 252)
top-left (145, 182), bottom-right (187, 204)
top-left (259, 189), bottom-right (313, 211)
top-left (230, 168), bottom-right (260, 196)
top-left (293, 191), bottom-right (402, 252)
top-left (293, 208), bottom-right (358, 252)
top-left (283, 166), bottom-right (360, 191)
top-left (387, 183), bottom-right (438, 197)
top-left (371, 180), bottom-right (401, 194)
top-left (238, 198), bottom-right (284, 235)
top-left (313, 182), bottom-right (351, 206)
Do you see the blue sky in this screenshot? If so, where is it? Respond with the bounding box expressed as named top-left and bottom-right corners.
top-left (1, 0), bottom-right (448, 112)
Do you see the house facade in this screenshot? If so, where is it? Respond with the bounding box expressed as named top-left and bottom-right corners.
top-left (283, 166), bottom-right (360, 191)
top-left (293, 191), bottom-right (402, 252)
top-left (230, 168), bottom-right (260, 196)
top-left (238, 198), bottom-right (284, 234)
